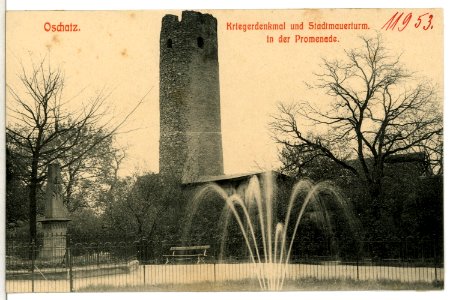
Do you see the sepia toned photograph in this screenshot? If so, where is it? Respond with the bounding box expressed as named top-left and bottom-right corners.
top-left (4, 6), bottom-right (444, 294)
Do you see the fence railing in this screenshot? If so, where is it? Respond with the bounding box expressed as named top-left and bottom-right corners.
top-left (5, 235), bottom-right (444, 293)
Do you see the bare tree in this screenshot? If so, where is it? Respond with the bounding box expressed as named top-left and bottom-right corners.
top-left (270, 35), bottom-right (442, 208)
top-left (6, 58), bottom-right (144, 242)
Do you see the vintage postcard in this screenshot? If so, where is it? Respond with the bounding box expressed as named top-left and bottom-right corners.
top-left (4, 5), bottom-right (444, 296)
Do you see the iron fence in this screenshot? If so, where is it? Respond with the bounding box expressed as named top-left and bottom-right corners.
top-left (5, 234), bottom-right (444, 293)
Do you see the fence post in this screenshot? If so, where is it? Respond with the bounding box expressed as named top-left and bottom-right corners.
top-left (213, 261), bottom-right (216, 283)
top-left (143, 239), bottom-right (146, 285)
top-left (143, 264), bottom-right (146, 285)
top-left (356, 253), bottom-right (359, 281)
top-left (67, 236), bottom-right (74, 292)
top-left (31, 240), bottom-right (35, 292)
top-left (96, 243), bottom-right (100, 266)
top-left (433, 241), bottom-right (438, 283)
top-left (142, 238), bottom-right (147, 285)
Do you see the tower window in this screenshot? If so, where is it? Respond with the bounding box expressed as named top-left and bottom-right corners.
top-left (197, 37), bottom-right (204, 49)
top-left (167, 39), bottom-right (173, 48)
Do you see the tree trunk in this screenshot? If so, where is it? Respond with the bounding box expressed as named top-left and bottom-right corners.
top-left (28, 154), bottom-right (39, 258)
top-left (368, 181), bottom-right (382, 211)
top-left (367, 178), bottom-right (386, 239)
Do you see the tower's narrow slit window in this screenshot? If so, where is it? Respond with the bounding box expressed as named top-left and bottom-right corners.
top-left (167, 39), bottom-right (173, 48)
top-left (197, 37), bottom-right (204, 49)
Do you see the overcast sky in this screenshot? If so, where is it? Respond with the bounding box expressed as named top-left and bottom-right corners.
top-left (6, 9), bottom-right (443, 177)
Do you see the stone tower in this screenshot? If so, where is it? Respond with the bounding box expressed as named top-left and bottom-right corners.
top-left (159, 11), bottom-right (224, 182)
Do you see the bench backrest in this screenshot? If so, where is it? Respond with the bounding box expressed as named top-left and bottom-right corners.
top-left (169, 245), bottom-right (210, 256)
top-left (170, 246), bottom-right (210, 251)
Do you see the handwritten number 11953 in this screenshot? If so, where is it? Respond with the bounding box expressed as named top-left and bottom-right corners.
top-left (381, 12), bottom-right (433, 31)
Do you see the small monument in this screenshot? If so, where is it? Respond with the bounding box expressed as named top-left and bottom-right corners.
top-left (38, 163), bottom-right (70, 260)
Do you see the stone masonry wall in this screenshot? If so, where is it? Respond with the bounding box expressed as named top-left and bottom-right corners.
top-left (159, 11), bottom-right (224, 182)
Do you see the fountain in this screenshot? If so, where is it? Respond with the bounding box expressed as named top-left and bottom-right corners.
top-left (186, 172), bottom-right (358, 291)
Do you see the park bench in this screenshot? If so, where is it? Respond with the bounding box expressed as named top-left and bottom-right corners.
top-left (163, 245), bottom-right (210, 264)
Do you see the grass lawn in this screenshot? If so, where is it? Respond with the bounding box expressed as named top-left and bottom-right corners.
top-left (78, 278), bottom-right (443, 292)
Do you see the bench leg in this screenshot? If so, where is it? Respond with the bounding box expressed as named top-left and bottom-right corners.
top-left (198, 257), bottom-right (205, 264)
